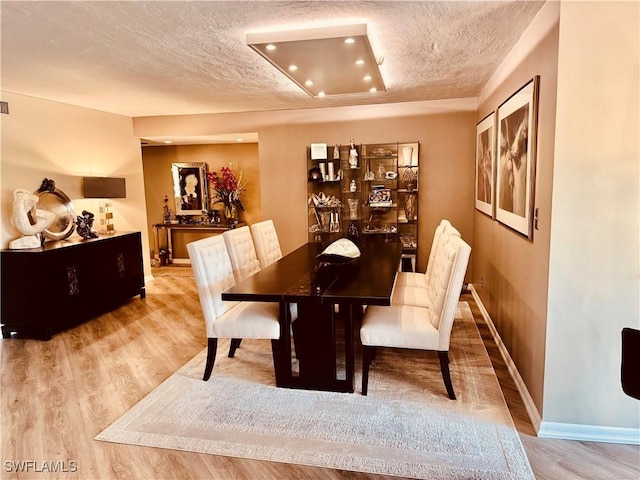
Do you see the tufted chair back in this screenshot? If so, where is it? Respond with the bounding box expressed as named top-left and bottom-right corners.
top-left (424, 220), bottom-right (459, 280)
top-left (250, 220), bottom-right (283, 269)
top-left (222, 226), bottom-right (261, 283)
top-left (187, 235), bottom-right (239, 337)
top-left (393, 220), bottom-right (462, 303)
top-left (427, 235), bottom-right (471, 350)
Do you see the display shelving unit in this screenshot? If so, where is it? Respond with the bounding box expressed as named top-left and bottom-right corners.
top-left (307, 142), bottom-right (420, 271)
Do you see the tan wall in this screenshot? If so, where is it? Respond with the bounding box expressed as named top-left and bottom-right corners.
top-left (0, 92), bottom-right (151, 277)
top-left (141, 143), bottom-right (260, 260)
top-left (473, 1), bottom-right (559, 417)
top-left (134, 100), bottom-right (477, 273)
top-left (543, 1), bottom-right (639, 430)
top-left (257, 115), bottom-right (476, 272)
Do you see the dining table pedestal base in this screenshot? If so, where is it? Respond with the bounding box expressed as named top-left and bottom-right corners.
top-left (279, 300), bottom-right (357, 393)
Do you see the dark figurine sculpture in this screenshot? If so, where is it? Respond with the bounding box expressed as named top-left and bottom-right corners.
top-left (37, 178), bottom-right (57, 193)
top-left (76, 210), bottom-right (99, 239)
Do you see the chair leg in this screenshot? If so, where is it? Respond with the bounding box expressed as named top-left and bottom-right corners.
top-left (437, 351), bottom-right (456, 400)
top-left (203, 338), bottom-right (218, 381)
top-left (362, 346), bottom-right (373, 396)
top-left (228, 338), bottom-right (242, 357)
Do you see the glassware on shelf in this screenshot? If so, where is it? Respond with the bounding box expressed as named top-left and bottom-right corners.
top-left (319, 211), bottom-right (331, 232)
top-left (327, 162), bottom-right (335, 181)
top-left (348, 199), bottom-right (359, 219)
top-left (329, 212), bottom-right (340, 232)
top-left (401, 166), bottom-right (417, 191)
top-left (404, 194), bottom-right (417, 221)
top-left (401, 146), bottom-right (414, 166)
top-left (364, 165), bottom-right (375, 181)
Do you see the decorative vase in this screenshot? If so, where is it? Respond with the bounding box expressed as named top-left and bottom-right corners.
top-left (348, 198), bottom-right (359, 220)
top-left (224, 203), bottom-right (237, 223)
top-left (401, 166), bottom-right (417, 191)
top-left (401, 146), bottom-right (414, 166)
top-left (404, 194), bottom-right (417, 221)
top-left (319, 211), bottom-right (331, 232)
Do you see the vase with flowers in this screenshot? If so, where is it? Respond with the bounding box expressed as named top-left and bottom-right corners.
top-left (206, 164), bottom-right (247, 223)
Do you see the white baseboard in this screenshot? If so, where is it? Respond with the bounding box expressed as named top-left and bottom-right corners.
top-left (469, 284), bottom-right (542, 432)
top-left (145, 274), bottom-right (155, 284)
top-left (539, 421), bottom-right (640, 445)
top-left (470, 284), bottom-right (640, 445)
top-left (171, 259), bottom-right (191, 265)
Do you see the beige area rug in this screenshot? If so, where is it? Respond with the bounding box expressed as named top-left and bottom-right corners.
top-left (96, 302), bottom-right (533, 479)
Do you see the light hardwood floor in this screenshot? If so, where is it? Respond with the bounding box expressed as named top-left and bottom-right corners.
top-left (1, 268), bottom-right (638, 479)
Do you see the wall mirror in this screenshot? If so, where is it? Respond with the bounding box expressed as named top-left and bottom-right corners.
top-left (171, 162), bottom-right (208, 215)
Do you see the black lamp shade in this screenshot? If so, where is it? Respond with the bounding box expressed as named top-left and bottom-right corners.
top-left (83, 177), bottom-right (126, 198)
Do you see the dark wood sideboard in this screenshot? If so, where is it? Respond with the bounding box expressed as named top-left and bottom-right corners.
top-left (1, 231), bottom-right (145, 340)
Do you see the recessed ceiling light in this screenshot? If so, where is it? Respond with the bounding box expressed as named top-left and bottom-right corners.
top-left (318, 91), bottom-right (325, 97)
top-left (288, 64), bottom-right (298, 72)
top-left (305, 80), bottom-right (313, 87)
top-left (266, 44), bottom-right (276, 51)
top-left (363, 75), bottom-right (372, 82)
top-left (369, 87), bottom-right (377, 93)
top-left (355, 59), bottom-right (365, 65)
top-left (236, 137), bottom-right (245, 142)
top-left (344, 38), bottom-right (355, 44)
top-left (163, 140), bottom-right (173, 144)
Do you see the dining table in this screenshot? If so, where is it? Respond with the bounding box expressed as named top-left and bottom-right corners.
top-left (222, 240), bottom-right (403, 393)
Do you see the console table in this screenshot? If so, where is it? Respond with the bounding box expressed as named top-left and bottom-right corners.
top-left (1, 231), bottom-right (145, 340)
top-left (153, 223), bottom-right (244, 264)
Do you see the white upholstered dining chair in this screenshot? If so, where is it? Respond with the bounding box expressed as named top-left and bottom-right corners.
top-left (360, 234), bottom-right (471, 399)
top-left (250, 220), bottom-right (283, 269)
top-left (187, 235), bottom-right (281, 381)
top-left (222, 225), bottom-right (261, 283)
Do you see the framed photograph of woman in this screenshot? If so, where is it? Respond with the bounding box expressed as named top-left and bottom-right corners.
top-left (495, 76), bottom-right (540, 239)
top-left (171, 162), bottom-right (208, 215)
top-left (475, 112), bottom-right (496, 217)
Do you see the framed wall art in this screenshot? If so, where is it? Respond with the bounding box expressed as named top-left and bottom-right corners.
top-left (475, 112), bottom-right (496, 217)
top-left (171, 162), bottom-right (208, 215)
top-left (495, 76), bottom-right (540, 239)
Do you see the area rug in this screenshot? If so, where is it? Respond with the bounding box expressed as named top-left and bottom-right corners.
top-left (96, 302), bottom-right (534, 479)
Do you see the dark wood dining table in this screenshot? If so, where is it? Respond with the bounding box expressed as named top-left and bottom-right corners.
top-left (222, 240), bottom-right (403, 393)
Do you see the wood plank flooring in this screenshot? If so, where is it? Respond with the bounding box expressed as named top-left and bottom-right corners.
top-left (1, 268), bottom-right (638, 479)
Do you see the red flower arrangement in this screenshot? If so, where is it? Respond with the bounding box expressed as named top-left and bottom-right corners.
top-left (206, 164), bottom-right (246, 216)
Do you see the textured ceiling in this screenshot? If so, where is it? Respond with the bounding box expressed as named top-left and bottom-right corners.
top-left (0, 1), bottom-right (545, 118)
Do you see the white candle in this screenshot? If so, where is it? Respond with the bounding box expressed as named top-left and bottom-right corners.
top-left (328, 162), bottom-right (335, 181)
top-left (319, 163), bottom-right (326, 181)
